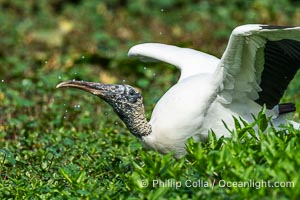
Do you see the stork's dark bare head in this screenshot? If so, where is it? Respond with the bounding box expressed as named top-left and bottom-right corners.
top-left (56, 80), bottom-right (151, 137)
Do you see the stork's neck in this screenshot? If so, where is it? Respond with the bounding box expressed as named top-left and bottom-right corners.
top-left (123, 110), bottom-right (152, 138)
top-left (112, 103), bottom-right (152, 138)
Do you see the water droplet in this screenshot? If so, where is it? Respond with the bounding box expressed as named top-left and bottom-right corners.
top-left (74, 104), bottom-right (81, 109)
top-left (161, 8), bottom-right (164, 12)
top-left (114, 121), bottom-right (119, 125)
top-left (58, 75), bottom-right (62, 80)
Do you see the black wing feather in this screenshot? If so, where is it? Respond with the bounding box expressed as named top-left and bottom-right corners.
top-left (255, 39), bottom-right (300, 108)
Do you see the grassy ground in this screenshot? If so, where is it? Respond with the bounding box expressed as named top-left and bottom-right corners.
top-left (1, 1), bottom-right (300, 199)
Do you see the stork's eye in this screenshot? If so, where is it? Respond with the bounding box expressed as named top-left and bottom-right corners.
top-left (129, 89), bottom-right (135, 95)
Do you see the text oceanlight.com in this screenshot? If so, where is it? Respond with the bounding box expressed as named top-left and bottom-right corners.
top-left (141, 179), bottom-right (294, 189)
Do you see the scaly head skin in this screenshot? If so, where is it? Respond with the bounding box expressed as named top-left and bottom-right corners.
top-left (56, 80), bottom-right (151, 138)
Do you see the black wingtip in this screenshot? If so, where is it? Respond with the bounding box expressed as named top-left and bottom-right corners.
top-left (278, 103), bottom-right (296, 115)
top-left (255, 39), bottom-right (300, 108)
top-left (260, 25), bottom-right (296, 30)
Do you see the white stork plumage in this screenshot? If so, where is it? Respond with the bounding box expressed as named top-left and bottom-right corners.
top-left (57, 24), bottom-right (300, 157)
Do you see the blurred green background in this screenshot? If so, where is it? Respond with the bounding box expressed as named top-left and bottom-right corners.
top-left (1, 0), bottom-right (300, 198)
top-left (1, 0), bottom-right (300, 133)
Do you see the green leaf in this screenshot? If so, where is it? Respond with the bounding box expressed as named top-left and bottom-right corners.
top-left (257, 105), bottom-right (269, 132)
top-left (59, 168), bottom-right (73, 184)
top-left (0, 148), bottom-right (16, 165)
top-left (76, 171), bottom-right (86, 184)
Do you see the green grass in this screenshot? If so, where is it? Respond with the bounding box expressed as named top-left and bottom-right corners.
top-left (1, 108), bottom-right (300, 199)
top-left (1, 1), bottom-right (300, 199)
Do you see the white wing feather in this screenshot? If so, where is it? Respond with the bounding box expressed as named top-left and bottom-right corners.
top-left (217, 24), bottom-right (300, 104)
top-left (128, 43), bottom-right (220, 81)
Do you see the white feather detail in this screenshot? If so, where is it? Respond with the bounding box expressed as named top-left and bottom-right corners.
top-left (217, 24), bottom-right (300, 104)
top-left (128, 43), bottom-right (220, 81)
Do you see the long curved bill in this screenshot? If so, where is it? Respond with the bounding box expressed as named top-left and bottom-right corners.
top-left (56, 80), bottom-right (115, 96)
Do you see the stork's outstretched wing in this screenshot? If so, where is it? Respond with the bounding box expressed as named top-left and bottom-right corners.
top-left (217, 24), bottom-right (300, 108)
top-left (128, 43), bottom-right (220, 81)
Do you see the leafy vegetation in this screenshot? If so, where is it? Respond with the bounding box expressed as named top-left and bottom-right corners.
top-left (1, 1), bottom-right (300, 199)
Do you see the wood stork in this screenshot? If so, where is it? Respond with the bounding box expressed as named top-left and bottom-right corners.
top-left (57, 24), bottom-right (300, 157)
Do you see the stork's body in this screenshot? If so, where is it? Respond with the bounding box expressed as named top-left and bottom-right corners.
top-left (57, 25), bottom-right (300, 157)
top-left (144, 70), bottom-right (263, 156)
